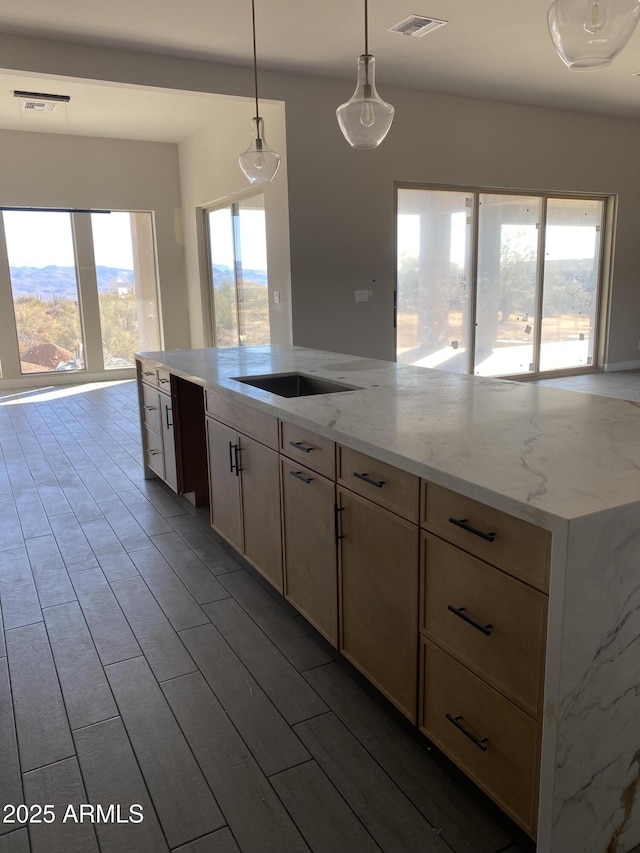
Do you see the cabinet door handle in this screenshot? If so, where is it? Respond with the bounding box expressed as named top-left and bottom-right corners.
top-left (229, 441), bottom-right (236, 474)
top-left (447, 605), bottom-right (493, 636)
top-left (353, 472), bottom-right (385, 488)
top-left (149, 449), bottom-right (161, 456)
top-left (289, 440), bottom-right (313, 453)
top-left (143, 370), bottom-right (154, 377)
top-left (290, 470), bottom-right (313, 484)
top-left (448, 517), bottom-right (495, 542)
top-left (143, 405), bottom-right (157, 411)
top-left (165, 403), bottom-right (173, 429)
top-left (234, 444), bottom-right (242, 476)
top-left (445, 714), bottom-right (488, 751)
top-left (158, 377), bottom-right (170, 385)
top-left (334, 504), bottom-right (344, 544)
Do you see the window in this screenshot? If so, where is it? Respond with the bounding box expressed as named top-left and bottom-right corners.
top-left (5, 211), bottom-right (85, 374)
top-left (0, 209), bottom-right (161, 379)
top-left (205, 194), bottom-right (271, 347)
top-left (396, 187), bottom-right (608, 377)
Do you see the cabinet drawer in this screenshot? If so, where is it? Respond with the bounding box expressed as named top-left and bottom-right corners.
top-left (420, 639), bottom-right (540, 838)
top-left (280, 421), bottom-right (335, 478)
top-left (144, 425), bottom-right (164, 477)
top-left (205, 390), bottom-right (278, 449)
top-left (157, 368), bottom-right (171, 391)
top-left (141, 383), bottom-right (161, 433)
top-left (422, 482), bottom-right (550, 592)
top-left (421, 533), bottom-right (547, 719)
top-left (338, 445), bottom-right (419, 522)
top-left (139, 364), bottom-right (157, 389)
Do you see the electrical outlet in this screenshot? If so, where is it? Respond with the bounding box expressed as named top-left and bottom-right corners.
top-left (273, 291), bottom-right (280, 304)
top-left (355, 290), bottom-right (369, 302)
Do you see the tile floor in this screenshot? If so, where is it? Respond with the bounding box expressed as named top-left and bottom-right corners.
top-left (4, 371), bottom-right (634, 853)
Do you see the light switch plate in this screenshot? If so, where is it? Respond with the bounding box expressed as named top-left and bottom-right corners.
top-left (355, 290), bottom-right (369, 302)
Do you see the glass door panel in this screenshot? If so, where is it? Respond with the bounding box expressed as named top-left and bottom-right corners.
top-left (208, 207), bottom-right (239, 347)
top-left (4, 210), bottom-right (85, 375)
top-left (236, 197), bottom-right (270, 346)
top-left (91, 211), bottom-right (161, 368)
top-left (397, 188), bottom-right (473, 373)
top-left (475, 195), bottom-right (540, 376)
top-left (540, 198), bottom-right (603, 372)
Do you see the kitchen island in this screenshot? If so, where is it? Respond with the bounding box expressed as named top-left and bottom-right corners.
top-left (136, 344), bottom-right (640, 853)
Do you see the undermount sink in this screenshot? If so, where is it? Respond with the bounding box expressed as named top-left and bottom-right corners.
top-left (231, 372), bottom-right (362, 398)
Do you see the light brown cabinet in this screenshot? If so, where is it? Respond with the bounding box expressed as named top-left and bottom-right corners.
top-left (206, 409), bottom-right (282, 592)
top-left (206, 417), bottom-right (243, 552)
top-left (420, 640), bottom-right (541, 838)
top-left (280, 456), bottom-right (337, 646)
top-left (337, 485), bottom-right (419, 721)
top-left (137, 361), bottom-right (207, 504)
top-left (419, 481), bottom-right (549, 837)
top-left (158, 389), bottom-right (178, 492)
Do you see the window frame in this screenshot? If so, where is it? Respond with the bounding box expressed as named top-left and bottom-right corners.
top-left (0, 206), bottom-right (162, 386)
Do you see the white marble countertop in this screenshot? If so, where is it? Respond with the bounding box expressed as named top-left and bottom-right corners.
top-left (138, 345), bottom-right (640, 527)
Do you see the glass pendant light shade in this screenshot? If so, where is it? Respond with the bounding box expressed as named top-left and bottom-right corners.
top-left (337, 54), bottom-right (395, 149)
top-left (548, 0), bottom-right (640, 69)
top-left (238, 116), bottom-right (281, 184)
top-left (238, 0), bottom-right (280, 184)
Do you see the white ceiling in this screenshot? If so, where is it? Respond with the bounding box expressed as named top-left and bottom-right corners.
top-left (1, 0), bottom-right (640, 142)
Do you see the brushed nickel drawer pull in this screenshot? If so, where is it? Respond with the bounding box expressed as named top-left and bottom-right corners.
top-left (143, 370), bottom-right (154, 376)
top-left (449, 517), bottom-right (495, 542)
top-left (158, 377), bottom-right (170, 384)
top-left (290, 470), bottom-right (313, 484)
top-left (445, 713), bottom-right (488, 751)
top-left (149, 449), bottom-right (161, 456)
top-left (143, 405), bottom-right (157, 411)
top-left (290, 440), bottom-right (313, 453)
top-left (447, 605), bottom-right (493, 636)
top-left (353, 472), bottom-right (385, 488)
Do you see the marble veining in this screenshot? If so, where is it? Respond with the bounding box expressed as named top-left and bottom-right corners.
top-left (139, 345), bottom-right (640, 526)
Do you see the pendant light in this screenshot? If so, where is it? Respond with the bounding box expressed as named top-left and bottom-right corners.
top-left (238, 0), bottom-right (281, 184)
top-left (548, 0), bottom-right (640, 70)
top-left (336, 0), bottom-right (395, 149)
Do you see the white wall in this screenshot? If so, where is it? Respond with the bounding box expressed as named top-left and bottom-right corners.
top-left (177, 96), bottom-right (291, 348)
top-left (0, 127), bottom-right (189, 351)
top-left (3, 32), bottom-right (640, 367)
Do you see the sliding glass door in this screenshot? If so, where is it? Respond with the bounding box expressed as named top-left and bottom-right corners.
top-left (206, 194), bottom-right (271, 348)
top-left (397, 187), bottom-right (606, 377)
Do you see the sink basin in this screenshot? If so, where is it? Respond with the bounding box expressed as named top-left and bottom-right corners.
top-left (232, 372), bottom-right (362, 398)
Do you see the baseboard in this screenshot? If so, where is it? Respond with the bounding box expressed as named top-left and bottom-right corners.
top-left (0, 368), bottom-right (136, 391)
top-left (603, 360), bottom-right (640, 372)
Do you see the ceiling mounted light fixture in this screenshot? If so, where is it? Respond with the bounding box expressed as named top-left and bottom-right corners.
top-left (336, 0), bottom-right (395, 149)
top-left (238, 0), bottom-right (280, 185)
top-left (548, 0), bottom-right (640, 70)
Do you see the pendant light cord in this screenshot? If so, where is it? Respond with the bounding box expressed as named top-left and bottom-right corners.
top-left (364, 0), bottom-right (369, 55)
top-left (251, 0), bottom-right (260, 125)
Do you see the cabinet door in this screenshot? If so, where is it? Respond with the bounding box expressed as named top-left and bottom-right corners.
top-left (338, 487), bottom-right (419, 721)
top-left (240, 436), bottom-right (283, 592)
top-left (206, 417), bottom-right (242, 551)
top-left (281, 458), bottom-right (337, 645)
top-left (159, 390), bottom-right (178, 492)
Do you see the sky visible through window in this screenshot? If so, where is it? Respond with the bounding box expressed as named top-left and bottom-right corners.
top-left (3, 210), bottom-right (135, 269)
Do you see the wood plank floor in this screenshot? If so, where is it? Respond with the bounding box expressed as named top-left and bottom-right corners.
top-left (0, 379), bottom-right (529, 853)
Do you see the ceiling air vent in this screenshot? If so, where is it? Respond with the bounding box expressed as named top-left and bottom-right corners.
top-left (13, 90), bottom-right (71, 112)
top-left (388, 15), bottom-right (448, 37)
